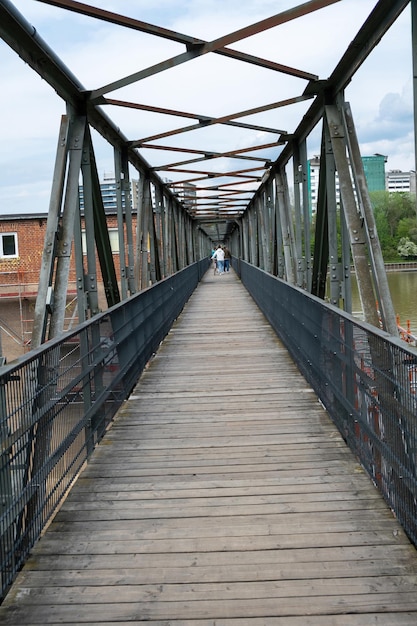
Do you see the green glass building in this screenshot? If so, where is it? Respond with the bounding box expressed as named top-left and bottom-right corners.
top-left (361, 154), bottom-right (387, 191)
top-left (307, 153), bottom-right (387, 212)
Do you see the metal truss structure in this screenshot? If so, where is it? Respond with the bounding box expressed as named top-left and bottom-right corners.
top-left (0, 0), bottom-right (414, 344)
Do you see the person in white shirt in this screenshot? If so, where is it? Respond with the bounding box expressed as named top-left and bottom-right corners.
top-left (211, 245), bottom-right (225, 274)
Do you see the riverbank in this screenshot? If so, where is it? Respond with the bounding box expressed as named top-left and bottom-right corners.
top-left (384, 262), bottom-right (417, 271)
top-left (350, 262), bottom-right (417, 272)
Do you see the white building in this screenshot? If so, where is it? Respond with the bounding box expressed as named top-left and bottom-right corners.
top-left (308, 156), bottom-right (341, 212)
top-left (386, 170), bottom-right (416, 194)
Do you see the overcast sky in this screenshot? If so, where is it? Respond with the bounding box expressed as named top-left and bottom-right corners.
top-left (0, 0), bottom-right (414, 214)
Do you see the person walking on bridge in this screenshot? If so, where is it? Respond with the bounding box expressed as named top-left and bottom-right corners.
top-left (211, 245), bottom-right (225, 274)
top-left (223, 246), bottom-right (231, 272)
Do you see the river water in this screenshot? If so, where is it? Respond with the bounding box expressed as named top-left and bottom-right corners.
top-left (351, 270), bottom-right (417, 336)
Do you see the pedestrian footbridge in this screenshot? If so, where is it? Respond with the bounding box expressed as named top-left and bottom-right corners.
top-left (1, 264), bottom-right (417, 624)
top-left (1, 1), bottom-right (417, 622)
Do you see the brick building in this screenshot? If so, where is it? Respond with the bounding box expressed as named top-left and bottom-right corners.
top-left (0, 213), bottom-right (134, 362)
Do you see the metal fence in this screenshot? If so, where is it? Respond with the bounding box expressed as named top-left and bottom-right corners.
top-left (237, 260), bottom-right (417, 547)
top-left (0, 259), bottom-right (208, 600)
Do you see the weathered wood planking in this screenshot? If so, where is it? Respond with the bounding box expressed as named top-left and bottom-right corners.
top-left (2, 269), bottom-right (417, 625)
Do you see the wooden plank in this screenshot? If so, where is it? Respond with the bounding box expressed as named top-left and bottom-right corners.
top-left (23, 544), bottom-right (417, 571)
top-left (2, 616), bottom-right (417, 626)
top-left (2, 269), bottom-right (417, 625)
top-left (31, 530), bottom-right (411, 556)
top-left (6, 577), bottom-right (417, 607)
top-left (22, 618), bottom-right (417, 626)
top-left (15, 559), bottom-right (417, 587)
top-left (2, 594), bottom-right (417, 622)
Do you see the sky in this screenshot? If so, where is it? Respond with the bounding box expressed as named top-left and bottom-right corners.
top-left (0, 0), bottom-right (414, 214)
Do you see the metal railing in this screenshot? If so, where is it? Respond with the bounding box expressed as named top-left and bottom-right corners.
top-left (0, 259), bottom-right (208, 600)
top-left (237, 260), bottom-right (417, 547)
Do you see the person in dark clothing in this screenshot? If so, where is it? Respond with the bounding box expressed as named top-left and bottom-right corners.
top-left (223, 247), bottom-right (231, 272)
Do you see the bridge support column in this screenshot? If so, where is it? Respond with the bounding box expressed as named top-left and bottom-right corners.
top-left (32, 114), bottom-right (89, 345)
top-left (275, 168), bottom-right (296, 284)
top-left (136, 175), bottom-right (152, 290)
top-left (114, 146), bottom-right (136, 299)
top-left (31, 115), bottom-right (70, 348)
top-left (325, 101), bottom-right (398, 335)
top-left (292, 139), bottom-right (310, 289)
top-left (342, 102), bottom-right (398, 336)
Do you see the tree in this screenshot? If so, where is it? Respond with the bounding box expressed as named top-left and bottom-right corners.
top-left (397, 217), bottom-right (417, 243)
top-left (397, 237), bottom-right (417, 259)
top-left (370, 191), bottom-right (417, 261)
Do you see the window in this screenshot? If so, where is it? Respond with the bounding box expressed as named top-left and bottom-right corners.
top-left (81, 228), bottom-right (120, 254)
top-left (0, 233), bottom-right (18, 258)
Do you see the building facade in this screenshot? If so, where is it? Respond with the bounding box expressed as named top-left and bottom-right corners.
top-left (307, 154), bottom-right (388, 212)
top-left (79, 173), bottom-right (140, 212)
top-left (362, 154), bottom-right (388, 191)
top-left (386, 169), bottom-right (416, 194)
top-left (0, 212), bottom-right (136, 362)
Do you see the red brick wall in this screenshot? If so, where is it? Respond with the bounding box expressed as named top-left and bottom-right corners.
top-left (0, 218), bottom-right (45, 293)
top-left (0, 216), bottom-right (136, 296)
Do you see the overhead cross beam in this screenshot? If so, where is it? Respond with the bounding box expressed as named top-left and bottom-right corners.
top-left (102, 98), bottom-right (291, 145)
top-left (141, 140), bottom-right (282, 157)
top-left (35, 0), bottom-right (340, 99)
top-left (130, 95), bottom-right (310, 147)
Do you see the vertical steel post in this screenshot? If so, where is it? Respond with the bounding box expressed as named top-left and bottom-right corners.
top-left (0, 371), bottom-right (14, 586)
top-left (311, 126), bottom-right (329, 299)
top-left (162, 193), bottom-right (170, 275)
top-left (292, 142), bottom-right (306, 287)
top-left (185, 213), bottom-right (194, 266)
top-left (149, 195), bottom-right (159, 284)
top-left (121, 152), bottom-right (136, 296)
top-left (242, 213), bottom-right (249, 262)
top-left (73, 204), bottom-right (87, 324)
top-left (170, 202), bottom-right (178, 272)
top-left (257, 194), bottom-right (267, 271)
top-left (136, 175), bottom-right (151, 290)
top-left (114, 148), bottom-right (128, 299)
top-left (31, 116), bottom-right (69, 348)
top-left (165, 196), bottom-right (173, 275)
top-left (340, 208), bottom-right (353, 313)
top-left (48, 116), bottom-right (86, 340)
top-left (325, 104), bottom-right (380, 328)
top-left (324, 121), bottom-right (340, 307)
top-left (265, 179), bottom-right (274, 274)
top-left (342, 102), bottom-right (398, 335)
top-left (274, 176), bottom-right (284, 279)
top-left (85, 127), bottom-right (120, 309)
top-left (248, 206), bottom-right (257, 265)
top-left (114, 147), bottom-right (131, 299)
top-left (275, 169), bottom-right (296, 284)
top-left (299, 139), bottom-right (312, 291)
top-left (153, 183), bottom-right (164, 279)
top-left (177, 203), bottom-right (183, 269)
top-left (80, 129), bottom-right (100, 318)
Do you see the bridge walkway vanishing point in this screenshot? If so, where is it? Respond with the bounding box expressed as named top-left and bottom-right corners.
top-left (2, 269), bottom-right (417, 625)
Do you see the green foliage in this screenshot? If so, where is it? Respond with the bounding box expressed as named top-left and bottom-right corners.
top-left (397, 217), bottom-right (417, 243)
top-left (370, 191), bottom-right (417, 261)
top-left (307, 192), bottom-right (417, 263)
top-left (397, 237), bottom-right (417, 259)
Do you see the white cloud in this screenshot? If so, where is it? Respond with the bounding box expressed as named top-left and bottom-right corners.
top-left (0, 0), bottom-right (415, 213)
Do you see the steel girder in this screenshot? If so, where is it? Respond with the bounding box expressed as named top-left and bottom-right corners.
top-left (0, 0), bottom-right (412, 339)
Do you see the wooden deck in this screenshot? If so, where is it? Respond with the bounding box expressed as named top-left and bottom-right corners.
top-left (2, 268), bottom-right (417, 624)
